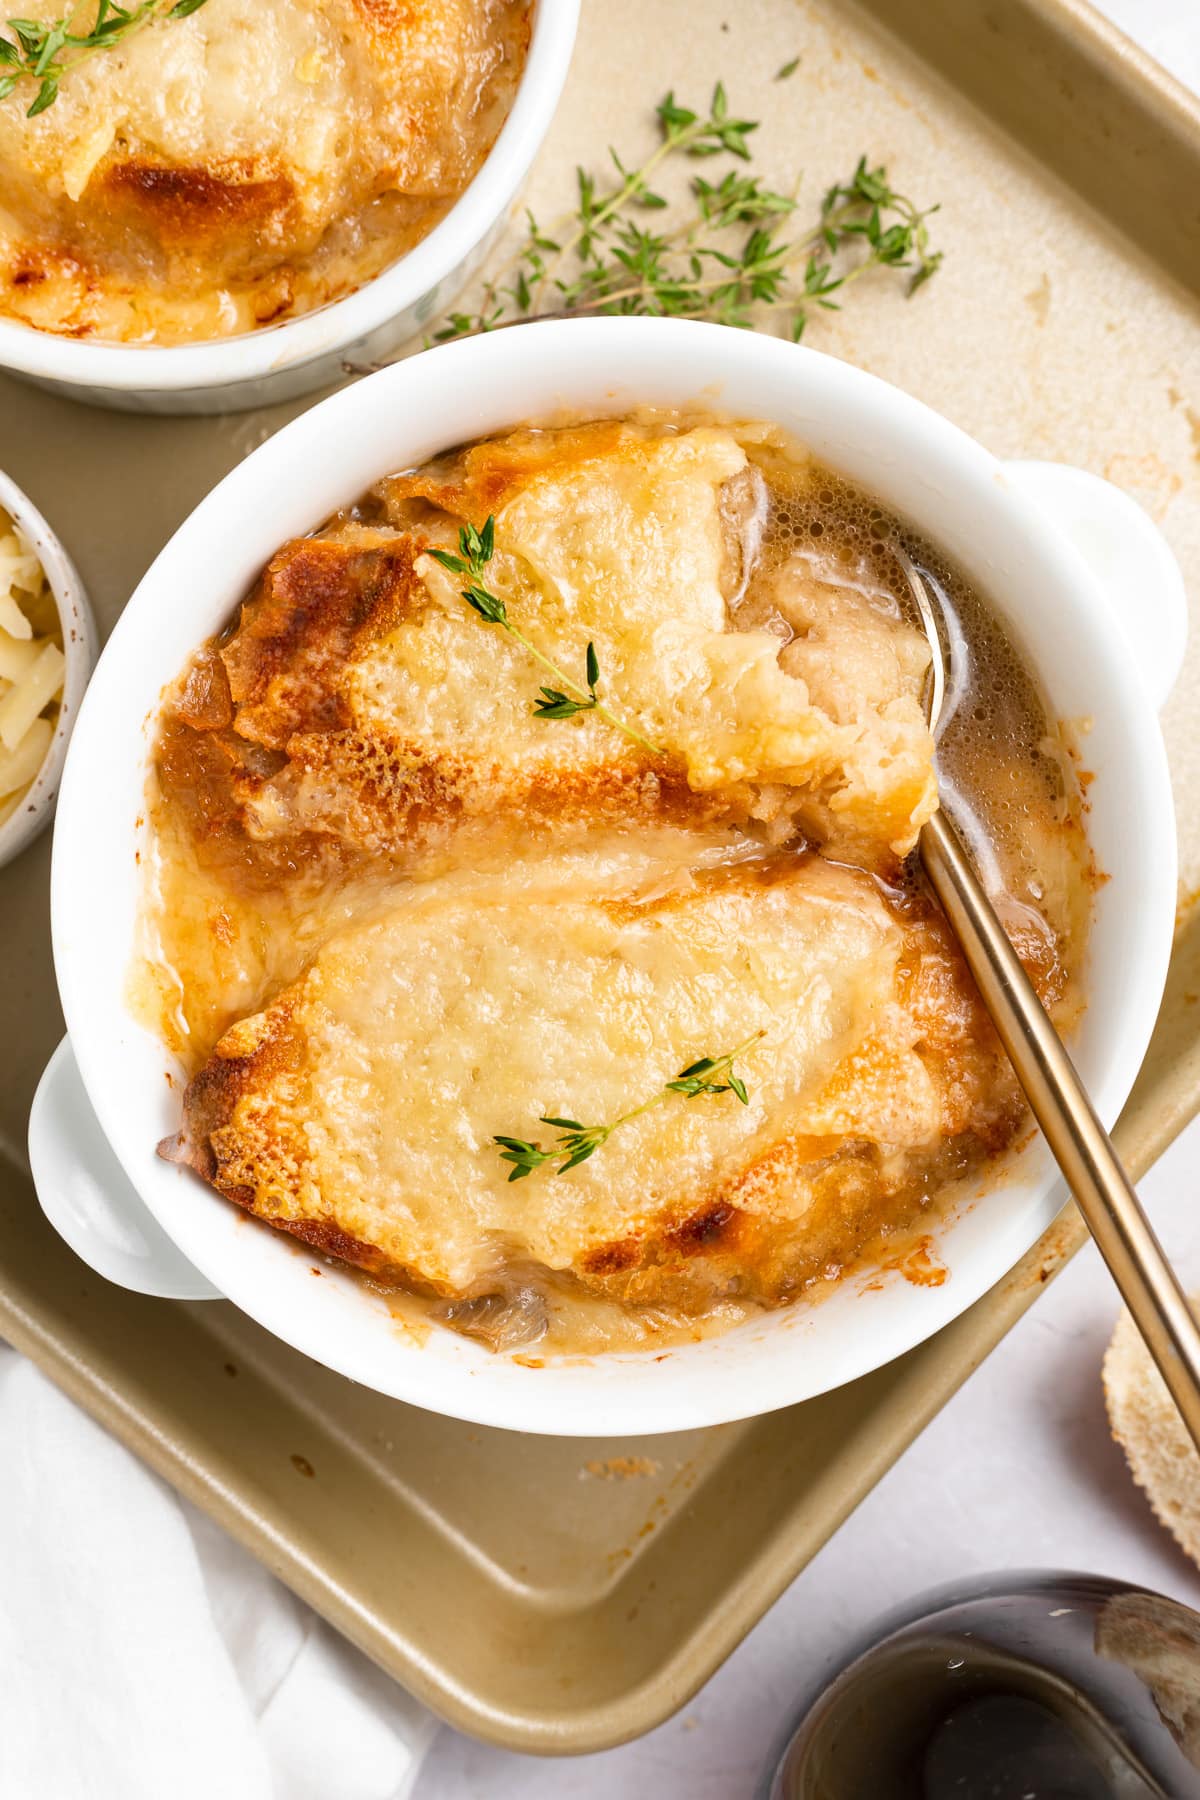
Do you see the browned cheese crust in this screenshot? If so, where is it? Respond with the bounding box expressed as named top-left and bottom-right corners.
top-left (0, 0), bottom-right (529, 342)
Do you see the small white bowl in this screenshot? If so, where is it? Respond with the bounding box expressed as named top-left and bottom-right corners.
top-left (0, 1), bottom-right (579, 416)
top-left (35, 319), bottom-right (1186, 1435)
top-left (0, 470), bottom-right (95, 869)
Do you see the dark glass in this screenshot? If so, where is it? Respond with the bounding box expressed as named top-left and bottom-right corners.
top-left (764, 1571), bottom-right (1200, 1799)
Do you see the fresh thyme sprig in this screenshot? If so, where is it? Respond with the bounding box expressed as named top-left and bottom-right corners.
top-left (0, 0), bottom-right (207, 116)
top-left (533, 640), bottom-right (603, 722)
top-left (433, 85), bottom-right (940, 346)
top-left (426, 517), bottom-right (663, 757)
top-left (495, 1030), bottom-right (766, 1182)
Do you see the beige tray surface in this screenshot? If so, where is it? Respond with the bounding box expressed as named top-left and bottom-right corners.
top-left (1, 0), bottom-right (1198, 1755)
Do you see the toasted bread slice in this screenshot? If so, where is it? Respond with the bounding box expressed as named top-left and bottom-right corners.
top-left (169, 851), bottom-right (1018, 1315)
top-left (160, 422), bottom-right (936, 895)
top-left (1104, 1302), bottom-right (1200, 1569)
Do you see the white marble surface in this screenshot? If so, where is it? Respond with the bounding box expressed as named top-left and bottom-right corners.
top-left (1094, 0), bottom-right (1200, 93)
top-left (414, 2), bottom-right (1200, 1792)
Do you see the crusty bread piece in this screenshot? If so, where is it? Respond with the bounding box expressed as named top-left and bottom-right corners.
top-left (389, 420), bottom-right (937, 864)
top-left (168, 850), bottom-right (1019, 1315)
top-left (1104, 1302), bottom-right (1200, 1566)
top-left (164, 422), bottom-right (936, 892)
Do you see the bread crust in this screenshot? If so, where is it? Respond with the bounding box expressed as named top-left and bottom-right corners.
top-left (1104, 1304), bottom-right (1200, 1570)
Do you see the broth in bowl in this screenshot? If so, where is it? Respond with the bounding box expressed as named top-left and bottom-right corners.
top-left (136, 413), bottom-right (1093, 1355)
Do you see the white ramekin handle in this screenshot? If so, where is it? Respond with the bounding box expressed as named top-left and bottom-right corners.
top-left (1003, 460), bottom-right (1187, 711)
top-left (29, 1038), bottom-right (221, 1301)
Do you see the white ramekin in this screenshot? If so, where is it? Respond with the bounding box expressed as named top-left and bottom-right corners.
top-left (33, 318), bottom-right (1186, 1435)
top-left (0, 470), bottom-right (95, 869)
top-left (0, 1), bottom-right (579, 415)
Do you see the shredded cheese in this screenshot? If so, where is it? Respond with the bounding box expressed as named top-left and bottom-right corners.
top-left (0, 508), bottom-right (62, 826)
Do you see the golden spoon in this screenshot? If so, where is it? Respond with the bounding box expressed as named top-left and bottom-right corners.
top-left (901, 548), bottom-right (1200, 1454)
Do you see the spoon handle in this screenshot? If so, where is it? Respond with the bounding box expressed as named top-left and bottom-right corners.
top-left (920, 805), bottom-right (1200, 1454)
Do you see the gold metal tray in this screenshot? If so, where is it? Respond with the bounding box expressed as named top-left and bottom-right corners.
top-left (2, 0), bottom-right (1199, 1754)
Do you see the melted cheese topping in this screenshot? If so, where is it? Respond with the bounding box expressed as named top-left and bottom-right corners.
top-left (408, 425), bottom-right (936, 857)
top-left (209, 422), bottom-right (936, 872)
top-left (139, 413), bottom-right (1092, 1350)
top-left (0, 0), bottom-right (528, 342)
top-left (180, 853), bottom-right (1019, 1311)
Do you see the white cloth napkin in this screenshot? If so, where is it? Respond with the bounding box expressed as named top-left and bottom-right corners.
top-left (0, 1347), bottom-right (434, 1800)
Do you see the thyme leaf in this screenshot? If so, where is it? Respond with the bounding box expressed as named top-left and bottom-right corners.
top-left (1, 0), bottom-right (208, 114)
top-left (431, 85), bottom-right (940, 347)
top-left (532, 641), bottom-right (603, 721)
top-left (427, 520), bottom-right (663, 757)
top-left (495, 1031), bottom-right (766, 1182)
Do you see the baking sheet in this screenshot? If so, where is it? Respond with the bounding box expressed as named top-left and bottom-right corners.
top-left (1, 0), bottom-right (1199, 1753)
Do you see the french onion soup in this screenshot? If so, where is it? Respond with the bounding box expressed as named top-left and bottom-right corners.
top-left (0, 0), bottom-right (529, 344)
top-left (139, 415), bottom-right (1093, 1354)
